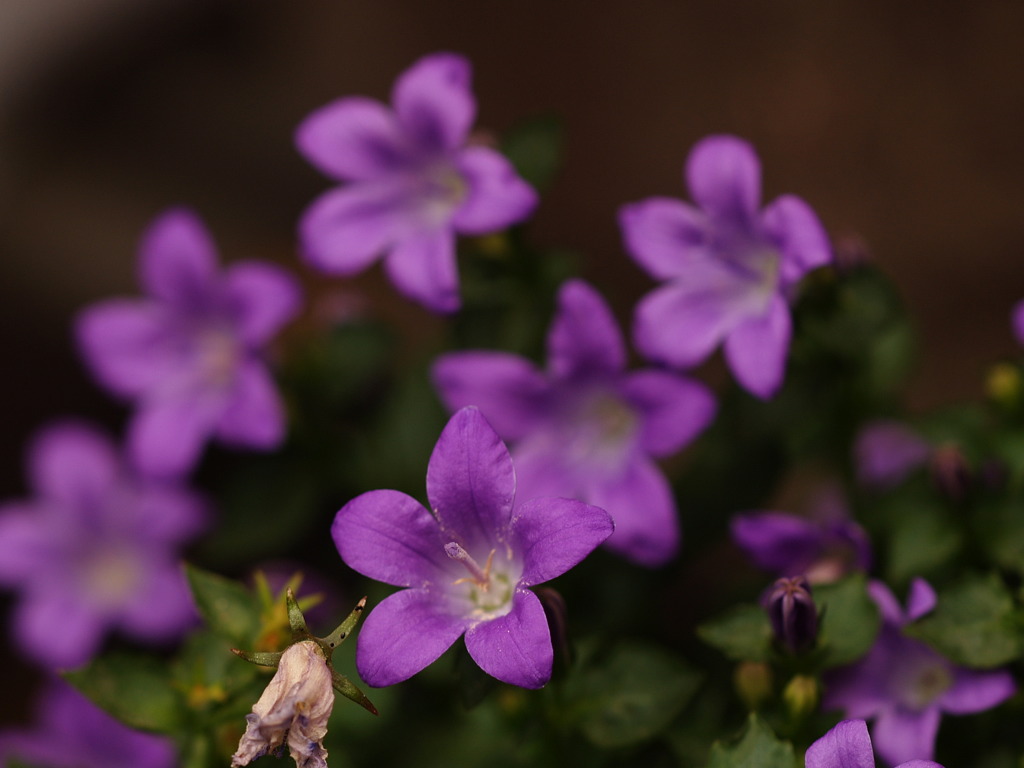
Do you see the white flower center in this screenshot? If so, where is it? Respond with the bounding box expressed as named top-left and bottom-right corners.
top-left (445, 542), bottom-right (516, 619)
top-left (561, 391), bottom-right (639, 471)
top-left (82, 547), bottom-right (144, 608)
top-left (196, 326), bottom-right (241, 388)
top-left (418, 163), bottom-right (469, 226)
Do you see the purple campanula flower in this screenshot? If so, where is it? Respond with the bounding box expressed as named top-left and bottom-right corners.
top-left (332, 407), bottom-right (613, 689)
top-left (432, 279), bottom-right (716, 567)
top-left (76, 208), bottom-right (301, 478)
top-left (823, 579), bottom-right (1015, 766)
top-left (806, 719), bottom-right (943, 768)
top-left (0, 421), bottom-right (205, 668)
top-left (854, 420), bottom-right (930, 490)
top-left (0, 678), bottom-right (176, 768)
top-left (619, 134), bottom-right (831, 398)
top-left (295, 52), bottom-right (538, 313)
top-left (731, 487), bottom-right (871, 583)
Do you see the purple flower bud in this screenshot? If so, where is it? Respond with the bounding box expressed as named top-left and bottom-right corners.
top-left (928, 443), bottom-right (972, 500)
top-left (764, 576), bottom-right (818, 654)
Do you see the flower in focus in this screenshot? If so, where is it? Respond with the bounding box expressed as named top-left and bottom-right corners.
top-left (823, 579), bottom-right (1015, 766)
top-left (432, 279), bottom-right (715, 566)
top-left (295, 52), bottom-right (538, 313)
top-left (332, 406), bottom-right (614, 688)
top-left (76, 208), bottom-right (302, 478)
top-left (232, 640), bottom-right (335, 768)
top-left (0, 678), bottom-right (176, 768)
top-left (0, 421), bottom-right (205, 667)
top-left (854, 420), bottom-right (930, 490)
top-left (805, 718), bottom-right (943, 768)
top-left (764, 576), bottom-right (818, 654)
top-left (731, 487), bottom-right (871, 584)
top-left (619, 134), bottom-right (831, 398)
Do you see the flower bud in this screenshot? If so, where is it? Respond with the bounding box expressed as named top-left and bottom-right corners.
top-left (764, 577), bottom-right (818, 654)
top-left (783, 674), bottom-right (819, 720)
top-left (232, 640), bottom-right (335, 768)
top-left (734, 661), bottom-right (773, 711)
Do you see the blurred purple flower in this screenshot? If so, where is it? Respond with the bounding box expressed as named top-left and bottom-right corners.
top-left (0, 422), bottom-right (205, 668)
top-left (619, 134), bottom-right (831, 398)
top-left (332, 407), bottom-right (613, 689)
top-left (0, 679), bottom-right (176, 768)
top-left (296, 52), bottom-right (538, 313)
top-left (823, 579), bottom-right (1015, 766)
top-left (432, 279), bottom-right (716, 566)
top-left (731, 487), bottom-right (871, 583)
top-left (806, 718), bottom-right (942, 768)
top-left (854, 420), bottom-right (930, 490)
top-left (76, 208), bottom-right (301, 478)
top-left (1012, 299), bottom-right (1024, 343)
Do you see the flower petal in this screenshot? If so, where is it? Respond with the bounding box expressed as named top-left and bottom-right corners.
top-left (685, 135), bottom-right (761, 224)
top-left (356, 588), bottom-right (469, 686)
top-left (548, 279), bottom-right (626, 379)
top-left (513, 497), bottom-right (613, 585)
top-left (392, 52), bottom-right (475, 153)
top-left (333, 489), bottom-right (451, 588)
top-left (618, 197), bottom-right (710, 280)
top-left (431, 351), bottom-right (549, 440)
top-left (450, 146), bottom-right (537, 234)
top-left (632, 260), bottom-right (756, 369)
top-left (904, 578), bottom-right (937, 622)
top-left (128, 395), bottom-right (219, 478)
top-left (938, 667), bottom-right (1015, 714)
top-left (1013, 299), bottom-right (1024, 345)
top-left (75, 299), bottom-right (177, 397)
top-left (0, 506), bottom-right (48, 584)
top-left (870, 706), bottom-right (940, 766)
top-left (118, 562), bottom-right (196, 639)
top-left (464, 588), bottom-right (552, 689)
top-left (805, 719), bottom-right (875, 768)
top-left (14, 585), bottom-right (105, 667)
top-left (621, 369), bottom-right (716, 456)
top-left (723, 293), bottom-right (792, 399)
top-left (295, 96), bottom-right (410, 181)
top-left (28, 422), bottom-right (120, 508)
top-left (730, 512), bottom-right (823, 574)
top-left (586, 458), bottom-right (678, 567)
top-left (426, 408), bottom-right (516, 551)
top-left (223, 262), bottom-right (301, 346)
top-left (382, 227), bottom-right (460, 313)
top-left (761, 194), bottom-right (831, 287)
top-left (215, 361), bottom-right (287, 449)
top-left (299, 180), bottom-right (414, 275)
top-left (139, 208), bottom-right (220, 309)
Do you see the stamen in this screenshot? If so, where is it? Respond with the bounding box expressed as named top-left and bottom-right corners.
top-left (445, 542), bottom-right (496, 589)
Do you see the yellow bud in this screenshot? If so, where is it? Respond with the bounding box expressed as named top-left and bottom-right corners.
top-left (783, 674), bottom-right (819, 720)
top-left (986, 363), bottom-right (1021, 406)
top-left (734, 661), bottom-right (773, 711)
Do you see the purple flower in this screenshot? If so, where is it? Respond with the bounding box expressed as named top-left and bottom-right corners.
top-left (0, 421), bottom-right (205, 667)
top-left (731, 487), bottom-right (871, 583)
top-left (332, 407), bottom-right (613, 689)
top-left (76, 208), bottom-right (301, 477)
top-left (432, 279), bottom-right (716, 566)
top-left (0, 679), bottom-right (176, 768)
top-left (1012, 299), bottom-right (1024, 343)
top-left (823, 579), bottom-right (1015, 766)
top-left (295, 52), bottom-right (538, 313)
top-left (806, 719), bottom-right (942, 768)
top-left (854, 420), bottom-right (930, 490)
top-left (619, 134), bottom-right (831, 398)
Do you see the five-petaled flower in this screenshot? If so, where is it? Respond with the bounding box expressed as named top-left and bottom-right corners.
top-left (295, 51), bottom-right (538, 313)
top-left (232, 640), bottom-right (335, 768)
top-left (0, 421), bottom-right (205, 668)
top-left (823, 579), bottom-right (1015, 766)
top-left (432, 279), bottom-right (715, 566)
top-left (619, 134), bottom-right (831, 398)
top-left (332, 406), bottom-right (613, 689)
top-left (76, 208), bottom-right (301, 478)
top-left (806, 719), bottom-right (943, 768)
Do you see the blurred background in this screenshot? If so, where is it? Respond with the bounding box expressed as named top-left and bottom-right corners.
top-left (1, 0), bottom-right (1023, 717)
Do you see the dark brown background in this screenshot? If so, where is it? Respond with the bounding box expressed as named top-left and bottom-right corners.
top-left (1, 0), bottom-right (1023, 712)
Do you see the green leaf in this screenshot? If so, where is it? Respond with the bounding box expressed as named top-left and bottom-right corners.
top-left (697, 604), bottom-right (773, 662)
top-left (885, 503), bottom-right (962, 584)
top-left (814, 574), bottom-right (880, 667)
top-left (64, 652), bottom-right (185, 733)
top-left (706, 713), bottom-right (795, 768)
top-left (563, 643), bottom-right (701, 748)
top-left (907, 573), bottom-right (1021, 667)
top-left (501, 115), bottom-right (564, 192)
top-left (184, 564), bottom-right (261, 646)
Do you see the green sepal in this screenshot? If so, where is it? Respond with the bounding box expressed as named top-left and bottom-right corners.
top-left (286, 588), bottom-right (308, 637)
top-left (320, 596), bottom-right (367, 653)
top-left (332, 670), bottom-right (378, 716)
top-left (231, 648), bottom-right (284, 668)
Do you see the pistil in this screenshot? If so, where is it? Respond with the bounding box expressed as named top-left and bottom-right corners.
top-left (445, 542), bottom-right (496, 590)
